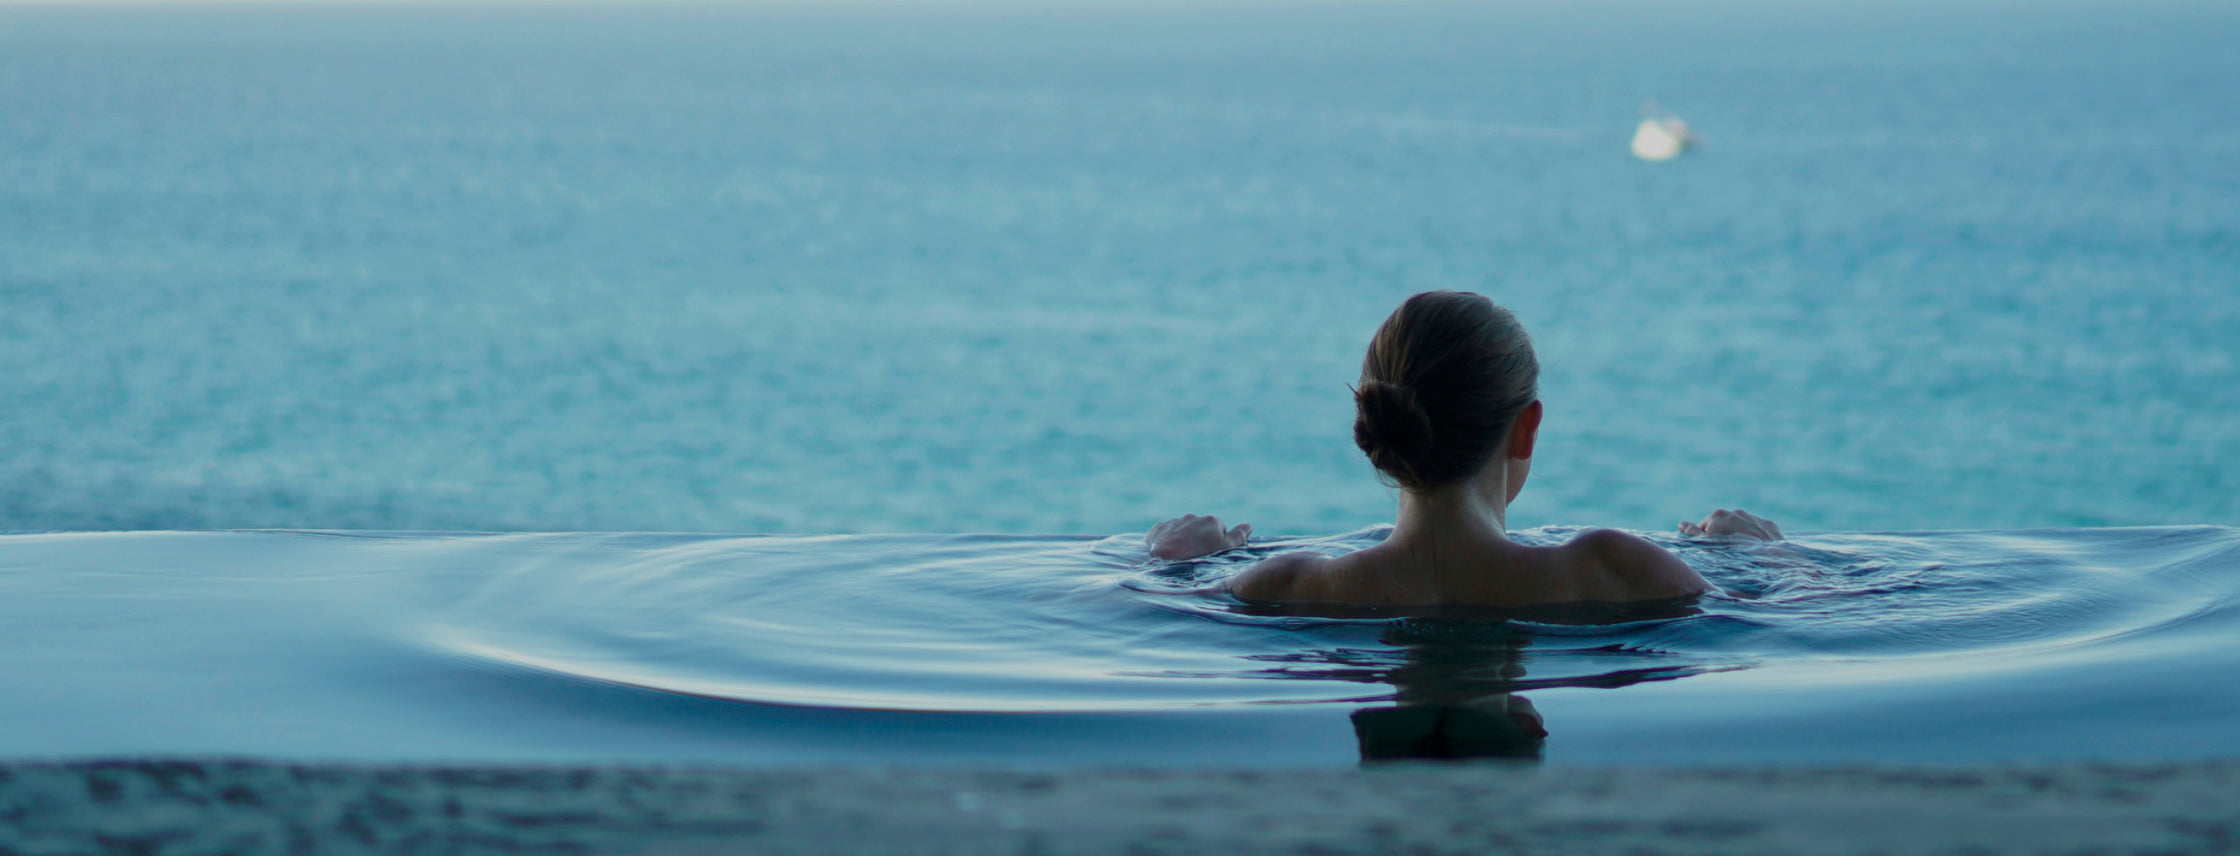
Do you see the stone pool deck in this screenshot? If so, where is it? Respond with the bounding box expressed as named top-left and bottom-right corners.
top-left (3, 760), bottom-right (2235, 854)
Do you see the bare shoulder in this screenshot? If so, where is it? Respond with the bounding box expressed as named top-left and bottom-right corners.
top-left (1568, 528), bottom-right (1712, 598)
top-left (1227, 551), bottom-right (1335, 602)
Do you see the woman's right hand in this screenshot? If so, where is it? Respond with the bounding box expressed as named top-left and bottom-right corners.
top-left (1680, 508), bottom-right (1784, 540)
top-left (1146, 514), bottom-right (1251, 560)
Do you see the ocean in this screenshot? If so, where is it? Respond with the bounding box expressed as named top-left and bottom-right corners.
top-left (4, 0), bottom-right (2235, 537)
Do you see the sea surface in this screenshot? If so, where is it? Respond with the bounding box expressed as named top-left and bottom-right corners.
top-left (2, 1), bottom-right (2238, 768)
top-left (3, 0), bottom-right (2236, 535)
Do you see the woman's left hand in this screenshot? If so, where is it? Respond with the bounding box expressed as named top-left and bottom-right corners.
top-left (1147, 514), bottom-right (1252, 560)
top-left (1680, 508), bottom-right (1784, 540)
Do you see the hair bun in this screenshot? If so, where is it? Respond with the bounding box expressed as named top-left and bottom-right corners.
top-left (1354, 380), bottom-right (1434, 489)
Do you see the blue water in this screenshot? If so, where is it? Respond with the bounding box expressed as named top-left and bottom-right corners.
top-left (3, 527), bottom-right (2236, 766)
top-left (4, 1), bottom-right (2239, 767)
top-left (3, 0), bottom-right (2236, 534)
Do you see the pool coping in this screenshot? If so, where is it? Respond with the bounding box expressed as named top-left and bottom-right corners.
top-left (5, 759), bottom-right (2234, 854)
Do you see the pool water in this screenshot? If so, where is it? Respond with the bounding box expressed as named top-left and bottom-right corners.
top-left (5, 526), bottom-right (2234, 766)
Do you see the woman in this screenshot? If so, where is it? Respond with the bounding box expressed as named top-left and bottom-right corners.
top-left (1148, 291), bottom-right (1781, 607)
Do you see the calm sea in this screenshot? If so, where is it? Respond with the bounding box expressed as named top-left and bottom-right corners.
top-left (4, 0), bottom-right (2236, 536)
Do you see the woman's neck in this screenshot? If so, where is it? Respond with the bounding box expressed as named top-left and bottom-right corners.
top-left (1389, 464), bottom-right (1513, 549)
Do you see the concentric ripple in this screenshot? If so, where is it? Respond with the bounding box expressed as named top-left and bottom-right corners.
top-left (424, 526), bottom-right (2240, 714)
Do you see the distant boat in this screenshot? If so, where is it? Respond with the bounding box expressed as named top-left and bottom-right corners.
top-left (1630, 103), bottom-right (1695, 161)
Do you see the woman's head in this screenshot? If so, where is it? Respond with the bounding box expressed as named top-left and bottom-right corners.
top-left (1353, 291), bottom-right (1540, 492)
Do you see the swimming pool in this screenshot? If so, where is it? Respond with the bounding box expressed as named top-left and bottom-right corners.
top-left (6, 526), bottom-right (2233, 767)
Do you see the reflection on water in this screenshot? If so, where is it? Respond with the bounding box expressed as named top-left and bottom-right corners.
top-left (1344, 628), bottom-right (1548, 763)
top-left (1261, 619), bottom-right (1713, 764)
top-left (1195, 574), bottom-right (1742, 762)
top-left (1352, 700), bottom-right (1546, 762)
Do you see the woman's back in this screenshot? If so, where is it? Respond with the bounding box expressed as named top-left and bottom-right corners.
top-left (1229, 528), bottom-right (1710, 608)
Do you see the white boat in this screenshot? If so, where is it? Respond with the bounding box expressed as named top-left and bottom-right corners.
top-left (1630, 105), bottom-right (1695, 161)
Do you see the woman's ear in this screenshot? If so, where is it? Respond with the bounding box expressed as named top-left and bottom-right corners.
top-left (1508, 400), bottom-right (1543, 460)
